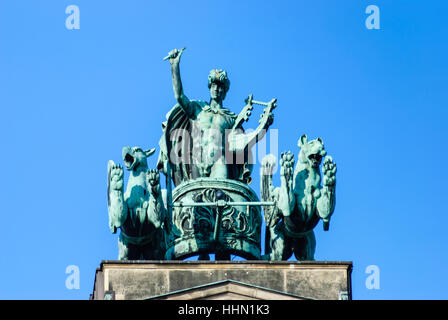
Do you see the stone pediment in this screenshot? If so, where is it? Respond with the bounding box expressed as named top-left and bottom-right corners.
top-left (146, 279), bottom-right (309, 300)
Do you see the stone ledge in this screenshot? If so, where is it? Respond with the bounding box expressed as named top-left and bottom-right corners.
top-left (92, 260), bottom-right (352, 300)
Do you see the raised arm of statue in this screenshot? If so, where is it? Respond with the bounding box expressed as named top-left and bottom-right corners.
top-left (166, 48), bottom-right (195, 117)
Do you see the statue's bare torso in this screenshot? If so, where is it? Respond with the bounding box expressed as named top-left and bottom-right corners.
top-left (190, 102), bottom-right (235, 177)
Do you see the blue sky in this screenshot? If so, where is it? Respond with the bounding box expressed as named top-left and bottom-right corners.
top-left (0, 0), bottom-right (447, 299)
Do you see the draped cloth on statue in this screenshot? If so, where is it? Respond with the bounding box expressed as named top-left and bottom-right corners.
top-left (156, 101), bottom-right (253, 187)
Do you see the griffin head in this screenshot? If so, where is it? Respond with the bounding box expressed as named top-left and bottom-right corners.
top-left (298, 134), bottom-right (327, 169)
top-left (122, 146), bottom-right (155, 171)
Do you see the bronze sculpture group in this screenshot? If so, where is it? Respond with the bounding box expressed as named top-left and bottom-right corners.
top-left (107, 48), bottom-right (337, 261)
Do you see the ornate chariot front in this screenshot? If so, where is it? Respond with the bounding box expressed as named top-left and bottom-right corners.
top-left (165, 178), bottom-right (262, 260)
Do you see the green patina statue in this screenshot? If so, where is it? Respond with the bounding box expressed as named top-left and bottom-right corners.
top-left (106, 48), bottom-right (338, 261)
top-left (261, 134), bottom-right (337, 260)
top-left (107, 146), bottom-right (166, 260)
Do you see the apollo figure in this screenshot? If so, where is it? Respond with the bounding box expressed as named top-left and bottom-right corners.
top-left (157, 48), bottom-right (276, 185)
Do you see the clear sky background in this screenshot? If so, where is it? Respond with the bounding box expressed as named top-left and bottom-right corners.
top-left (1, 0), bottom-right (447, 300)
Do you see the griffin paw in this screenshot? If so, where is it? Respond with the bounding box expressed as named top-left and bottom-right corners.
top-left (278, 151), bottom-right (295, 216)
top-left (147, 169), bottom-right (160, 187)
top-left (322, 156), bottom-right (337, 187)
top-left (261, 154), bottom-right (276, 176)
top-left (280, 151), bottom-right (294, 180)
top-left (109, 164), bottom-right (124, 190)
